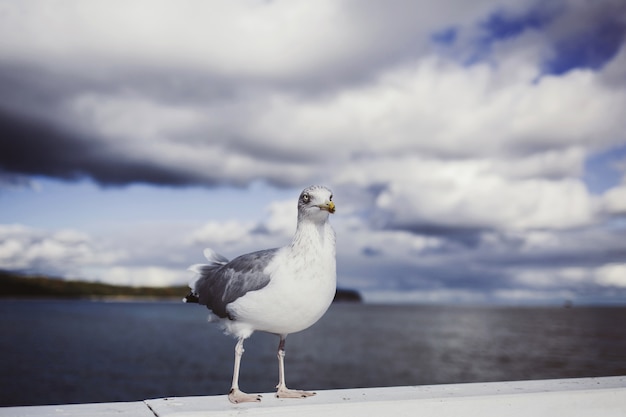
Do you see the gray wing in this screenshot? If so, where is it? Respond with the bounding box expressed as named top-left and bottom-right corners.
top-left (191, 248), bottom-right (277, 319)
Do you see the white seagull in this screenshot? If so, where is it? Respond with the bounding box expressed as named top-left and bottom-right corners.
top-left (184, 185), bottom-right (336, 403)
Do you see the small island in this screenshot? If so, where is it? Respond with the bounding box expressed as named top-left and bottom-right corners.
top-left (333, 288), bottom-right (363, 302)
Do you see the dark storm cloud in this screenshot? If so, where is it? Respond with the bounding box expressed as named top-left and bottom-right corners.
top-left (0, 65), bottom-right (80, 111)
top-left (0, 65), bottom-right (193, 186)
top-left (0, 110), bottom-right (93, 180)
top-left (0, 61), bottom-right (333, 188)
top-left (0, 109), bottom-right (210, 187)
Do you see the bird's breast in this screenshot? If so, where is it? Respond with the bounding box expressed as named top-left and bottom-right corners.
top-left (227, 226), bottom-right (336, 335)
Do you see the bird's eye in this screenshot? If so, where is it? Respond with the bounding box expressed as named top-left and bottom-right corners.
top-left (302, 193), bottom-right (310, 203)
top-left (329, 195), bottom-right (333, 201)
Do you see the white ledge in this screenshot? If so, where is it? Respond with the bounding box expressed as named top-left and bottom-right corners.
top-left (2, 376), bottom-right (625, 417)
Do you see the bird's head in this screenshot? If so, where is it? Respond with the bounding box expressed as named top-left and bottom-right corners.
top-left (298, 185), bottom-right (335, 222)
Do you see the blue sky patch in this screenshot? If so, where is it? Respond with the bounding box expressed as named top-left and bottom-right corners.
top-left (544, 19), bottom-right (626, 75)
top-left (584, 144), bottom-right (626, 194)
top-left (431, 27), bottom-right (458, 45)
top-left (481, 8), bottom-right (553, 40)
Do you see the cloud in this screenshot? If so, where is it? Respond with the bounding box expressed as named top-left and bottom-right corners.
top-left (3, 46), bottom-right (625, 187)
top-left (0, 195), bottom-right (302, 286)
top-left (188, 221), bottom-right (256, 247)
top-left (0, 222), bottom-right (218, 286)
top-left (2, 1), bottom-right (625, 188)
top-left (333, 214), bottom-right (626, 303)
top-left (3, 55), bottom-right (624, 192)
top-left (334, 155), bottom-right (596, 232)
top-left (596, 263), bottom-right (626, 288)
top-left (0, 0), bottom-right (503, 85)
top-left (602, 184), bottom-right (626, 215)
top-left (102, 266), bottom-right (186, 288)
top-left (0, 224), bottom-right (123, 277)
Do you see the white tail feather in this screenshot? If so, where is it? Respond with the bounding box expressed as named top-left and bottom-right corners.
top-left (203, 248), bottom-right (229, 265)
top-left (187, 264), bottom-right (205, 273)
top-left (187, 249), bottom-right (230, 290)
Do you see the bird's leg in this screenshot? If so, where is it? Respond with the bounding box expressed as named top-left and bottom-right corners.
top-left (228, 337), bottom-right (262, 404)
top-left (275, 335), bottom-right (316, 399)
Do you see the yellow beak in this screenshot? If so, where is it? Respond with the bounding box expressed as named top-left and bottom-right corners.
top-left (320, 201), bottom-right (336, 214)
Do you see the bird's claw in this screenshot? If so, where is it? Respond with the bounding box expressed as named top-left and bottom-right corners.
top-left (228, 388), bottom-right (262, 404)
top-left (275, 386), bottom-right (316, 399)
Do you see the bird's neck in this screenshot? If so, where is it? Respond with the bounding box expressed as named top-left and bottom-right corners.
top-left (290, 219), bottom-right (335, 255)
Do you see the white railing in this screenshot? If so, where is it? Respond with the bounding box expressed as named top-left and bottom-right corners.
top-left (2, 376), bottom-right (625, 417)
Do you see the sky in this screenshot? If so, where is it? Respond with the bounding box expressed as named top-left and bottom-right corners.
top-left (1, 0), bottom-right (626, 305)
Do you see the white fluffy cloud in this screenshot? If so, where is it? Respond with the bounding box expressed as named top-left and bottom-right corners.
top-left (602, 184), bottom-right (626, 215)
top-left (335, 155), bottom-right (596, 231)
top-left (188, 221), bottom-right (256, 247)
top-left (0, 0), bottom-right (499, 81)
top-left (0, 224), bottom-right (123, 278)
top-left (511, 263), bottom-right (626, 292)
top-left (596, 263), bottom-right (626, 288)
top-left (57, 56), bottom-right (626, 167)
top-left (101, 266), bottom-right (186, 288)
top-left (0, 195), bottom-right (303, 286)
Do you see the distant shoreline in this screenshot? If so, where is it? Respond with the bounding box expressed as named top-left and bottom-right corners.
top-left (0, 270), bottom-right (362, 303)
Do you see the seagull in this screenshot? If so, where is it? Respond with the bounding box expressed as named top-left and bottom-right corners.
top-left (184, 185), bottom-right (336, 404)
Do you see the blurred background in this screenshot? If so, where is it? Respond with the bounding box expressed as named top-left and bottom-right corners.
top-left (1, 0), bottom-right (626, 407)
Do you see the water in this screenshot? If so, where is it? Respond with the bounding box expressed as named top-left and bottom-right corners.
top-left (1, 300), bottom-right (625, 407)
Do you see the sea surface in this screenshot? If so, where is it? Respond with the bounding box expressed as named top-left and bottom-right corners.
top-left (1, 299), bottom-right (625, 407)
